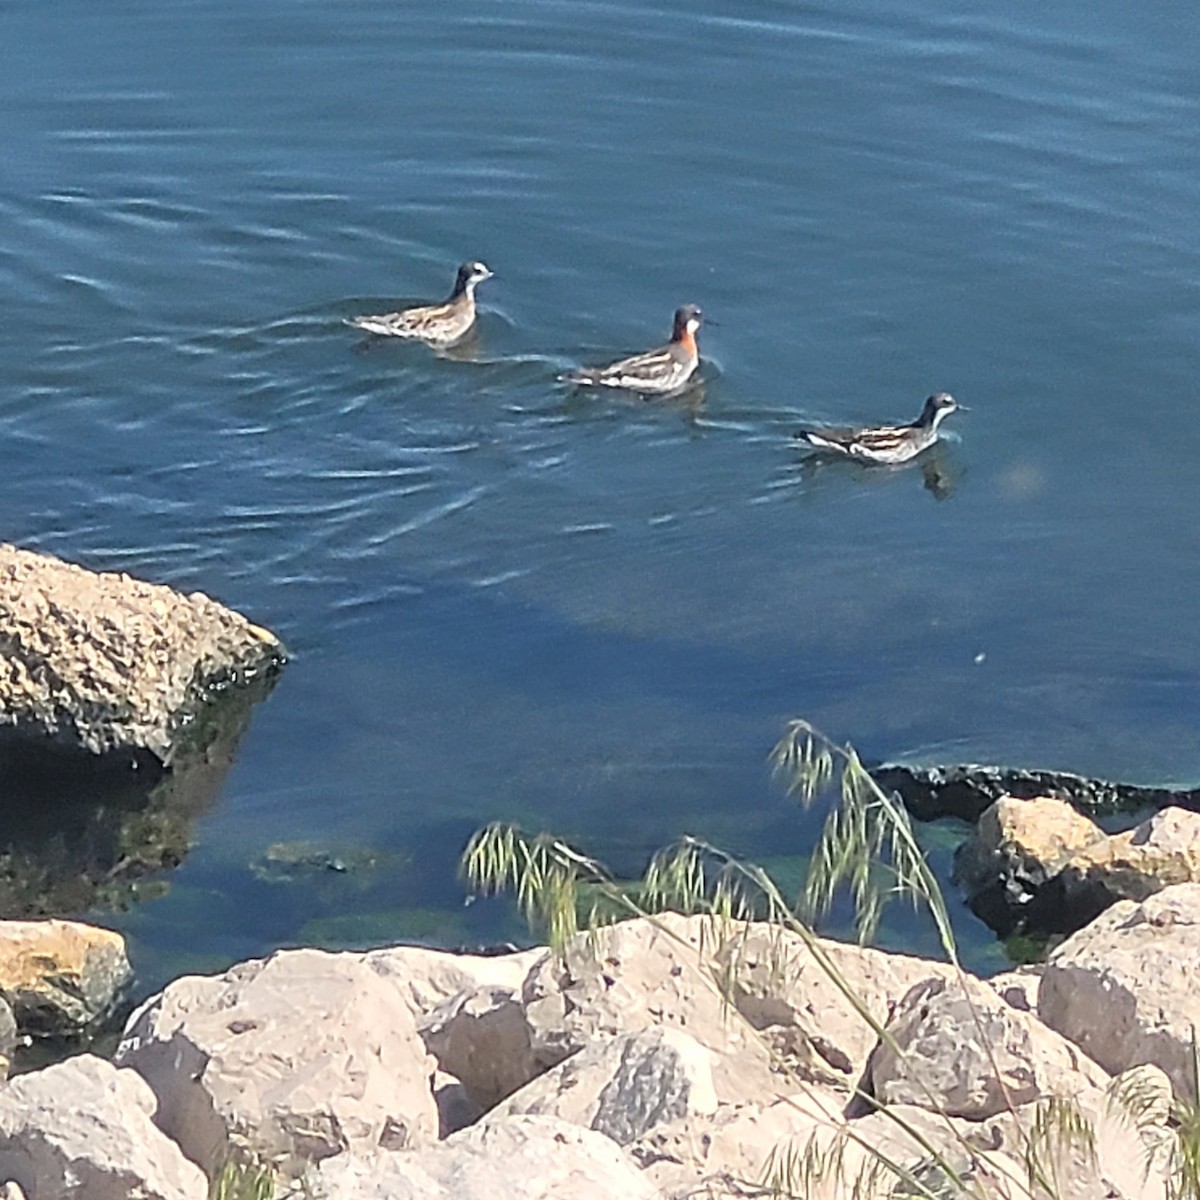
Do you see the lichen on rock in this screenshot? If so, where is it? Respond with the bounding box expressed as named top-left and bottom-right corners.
top-left (0, 543), bottom-right (284, 764)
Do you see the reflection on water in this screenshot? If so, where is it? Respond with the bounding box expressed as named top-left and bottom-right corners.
top-left (0, 675), bottom-right (276, 920)
top-left (789, 444), bottom-right (963, 502)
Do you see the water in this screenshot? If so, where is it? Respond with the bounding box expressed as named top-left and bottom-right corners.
top-left (2, 0), bottom-right (1199, 987)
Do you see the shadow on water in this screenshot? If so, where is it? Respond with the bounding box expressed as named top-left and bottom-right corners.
top-left (787, 443), bottom-right (963, 501)
top-left (0, 673), bottom-right (280, 921)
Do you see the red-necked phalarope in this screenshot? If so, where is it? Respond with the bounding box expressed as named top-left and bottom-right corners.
top-left (565, 305), bottom-right (702, 396)
top-left (795, 392), bottom-right (965, 464)
top-left (345, 260), bottom-right (493, 345)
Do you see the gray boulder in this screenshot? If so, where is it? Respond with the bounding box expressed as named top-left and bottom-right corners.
top-left (0, 1055), bottom-right (206, 1200)
top-left (115, 948), bottom-right (438, 1178)
top-left (490, 1026), bottom-right (718, 1146)
top-left (0, 542), bottom-right (283, 763)
top-left (420, 985), bottom-right (534, 1112)
top-left (866, 972), bottom-right (1110, 1119)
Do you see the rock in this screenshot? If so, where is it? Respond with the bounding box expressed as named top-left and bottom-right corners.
top-left (519, 914), bottom-right (778, 1104)
top-left (420, 986), bottom-right (534, 1112)
top-left (0, 1055), bottom-right (206, 1200)
top-left (0, 919), bottom-right (131, 1036)
top-left (114, 947), bottom-right (438, 1178)
top-left (712, 922), bottom-right (957, 1088)
top-left (867, 972), bottom-right (1110, 1119)
top-left (0, 998), bottom-right (15, 1071)
top-left (955, 799), bottom-right (1200, 938)
top-left (994, 1066), bottom-right (1175, 1200)
top-left (988, 966), bottom-right (1041, 1013)
top-left (0, 542), bottom-right (283, 764)
top-left (431, 1070), bottom-right (483, 1139)
top-left (490, 1027), bottom-right (718, 1145)
top-left (1038, 883), bottom-right (1200, 1099)
top-left (639, 1075), bottom-right (1173, 1200)
top-left (514, 916), bottom-right (959, 1109)
top-left (629, 1087), bottom-right (844, 1197)
top-left (365, 943), bottom-right (546, 1021)
top-left (310, 1114), bottom-right (659, 1200)
top-left (953, 795), bottom-right (1109, 934)
top-left (1061, 806), bottom-right (1200, 908)
top-left (366, 944), bottom-right (548, 1119)
top-left (0, 673), bottom-right (272, 921)
top-left (819, 1103), bottom-right (1028, 1200)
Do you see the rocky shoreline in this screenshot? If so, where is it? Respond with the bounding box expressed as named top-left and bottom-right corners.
top-left (0, 884), bottom-right (1195, 1198)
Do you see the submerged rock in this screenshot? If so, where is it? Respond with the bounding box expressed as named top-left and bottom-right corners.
top-left (0, 543), bottom-right (284, 765)
top-left (0, 665), bottom-right (275, 925)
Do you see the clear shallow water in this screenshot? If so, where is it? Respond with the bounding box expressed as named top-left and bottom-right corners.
top-left (2, 0), bottom-right (1199, 985)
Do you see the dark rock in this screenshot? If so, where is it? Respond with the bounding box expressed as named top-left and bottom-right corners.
top-left (873, 762), bottom-right (1199, 823)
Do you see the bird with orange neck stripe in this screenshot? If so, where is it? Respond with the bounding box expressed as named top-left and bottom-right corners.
top-left (564, 305), bottom-right (703, 396)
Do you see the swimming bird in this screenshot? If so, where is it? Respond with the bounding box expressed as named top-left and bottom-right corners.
top-left (345, 260), bottom-right (493, 345)
top-left (565, 305), bottom-right (703, 396)
top-left (795, 392), bottom-right (965, 465)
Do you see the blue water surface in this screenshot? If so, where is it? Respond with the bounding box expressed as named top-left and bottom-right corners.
top-left (1, 0), bottom-right (1198, 984)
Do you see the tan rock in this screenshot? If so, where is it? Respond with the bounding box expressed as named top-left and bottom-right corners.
top-left (954, 795), bottom-right (1107, 895)
top-left (0, 919), bottom-right (131, 1034)
top-left (646, 1079), bottom-right (1173, 1200)
top-left (1064, 807), bottom-right (1200, 900)
top-left (713, 922), bottom-right (957, 1086)
top-left (364, 943), bottom-right (545, 1016)
top-left (311, 1114), bottom-right (659, 1200)
top-left (630, 1087), bottom-right (846, 1198)
top-left (115, 947), bottom-right (438, 1178)
top-left (1038, 883), bottom-right (1200, 1099)
top-left (868, 972), bottom-right (1109, 1118)
top-left (0, 1055), bottom-right (206, 1200)
top-left (0, 542), bottom-right (283, 763)
top-left (957, 799), bottom-right (1200, 939)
